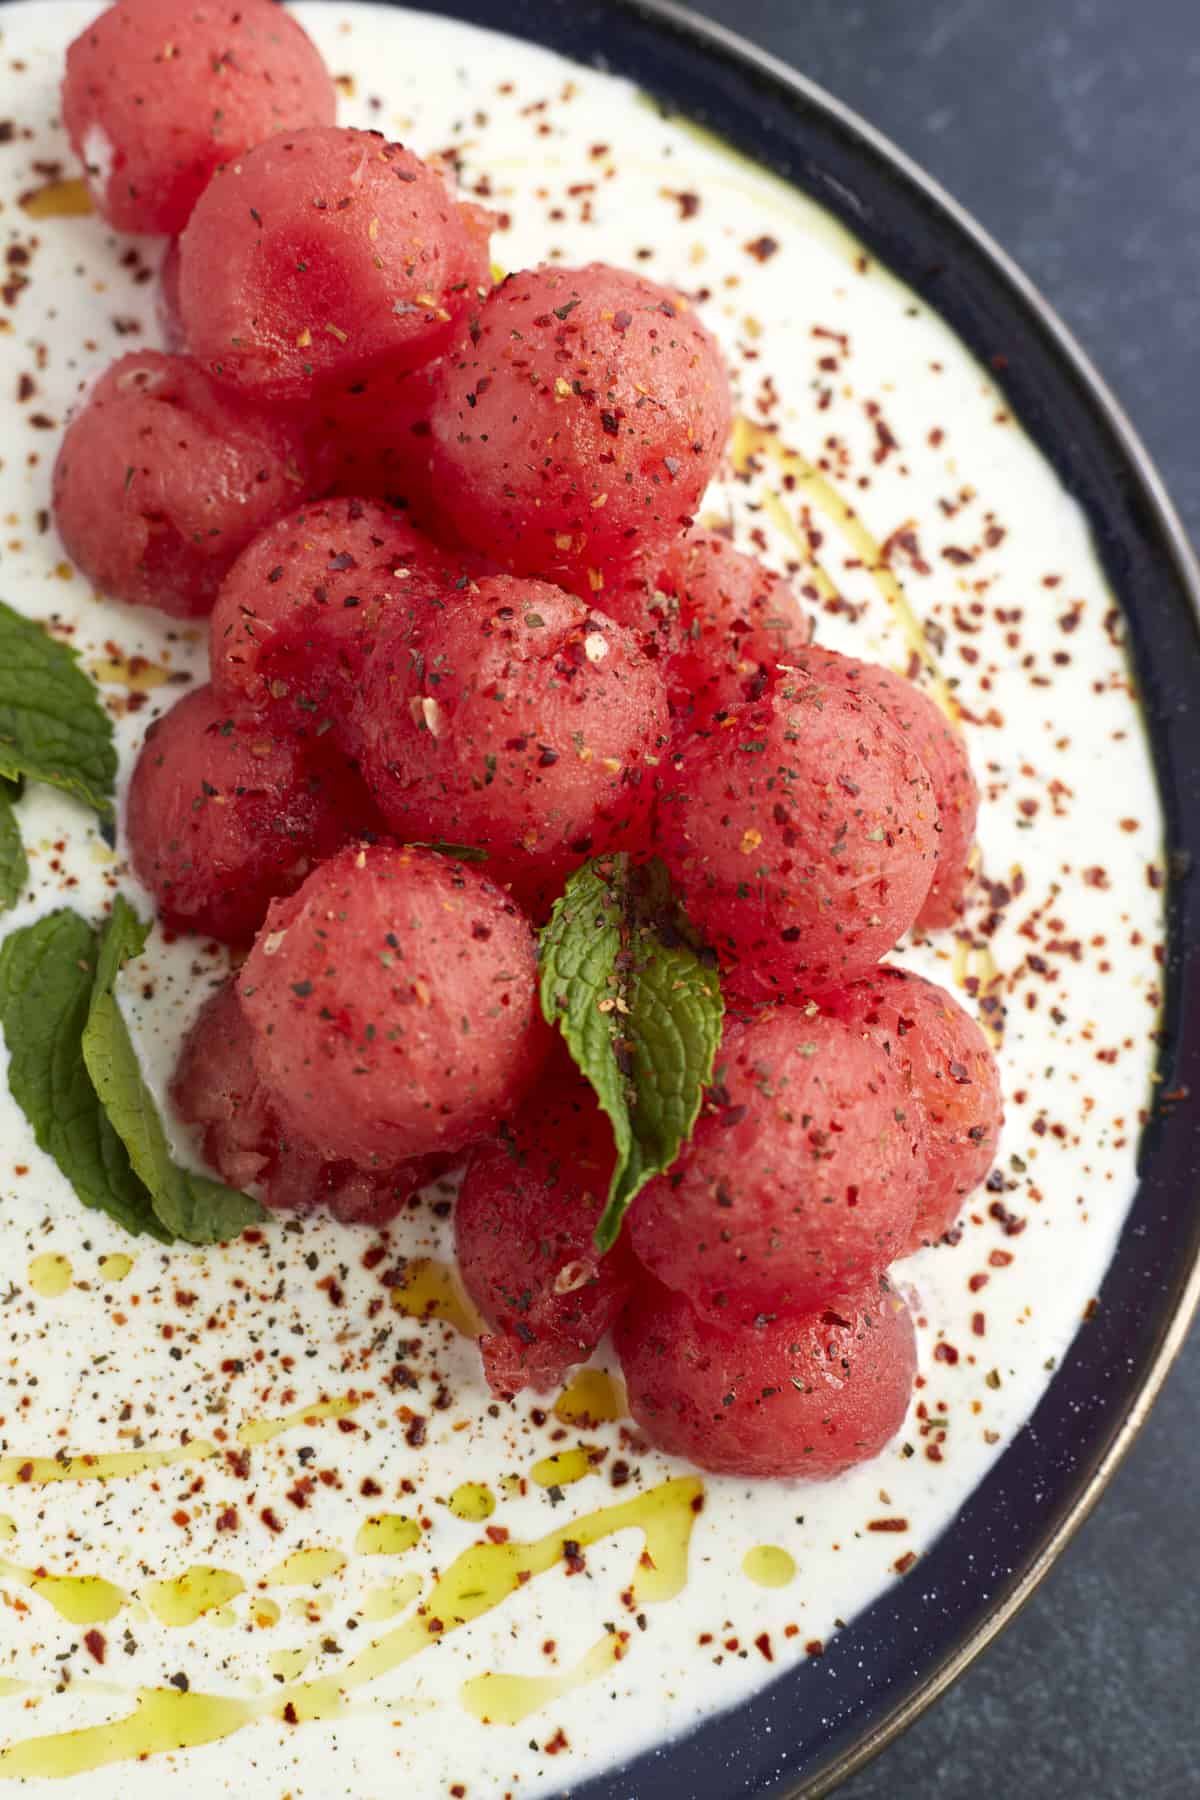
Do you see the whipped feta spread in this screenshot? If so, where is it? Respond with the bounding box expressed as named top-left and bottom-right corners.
top-left (0, 4), bottom-right (1164, 1793)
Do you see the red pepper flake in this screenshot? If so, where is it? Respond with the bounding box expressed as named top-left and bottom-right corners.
top-left (805, 1639), bottom-right (825, 1658)
top-left (745, 234), bottom-right (780, 263)
top-left (83, 1629), bottom-right (106, 1664)
top-left (894, 1551), bottom-right (918, 1575)
top-left (867, 1517), bottom-right (909, 1533)
top-left (754, 1632), bottom-right (774, 1662)
top-left (933, 1342), bottom-right (960, 1365)
top-left (660, 187), bottom-right (700, 219)
top-left (260, 1507), bottom-right (284, 1534)
top-left (544, 1728), bottom-right (569, 1755)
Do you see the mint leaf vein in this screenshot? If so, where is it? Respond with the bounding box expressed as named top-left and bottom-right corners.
top-left (539, 856), bottom-right (723, 1252)
top-left (0, 598), bottom-right (117, 819)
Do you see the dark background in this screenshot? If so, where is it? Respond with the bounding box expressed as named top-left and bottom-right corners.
top-left (679, 2), bottom-right (1200, 1797)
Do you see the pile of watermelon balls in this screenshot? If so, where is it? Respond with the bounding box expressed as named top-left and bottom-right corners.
top-left (53, 0), bottom-right (1002, 1481)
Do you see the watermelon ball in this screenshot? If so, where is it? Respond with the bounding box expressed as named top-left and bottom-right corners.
top-left (829, 966), bottom-right (1003, 1251)
top-left (656, 673), bottom-right (939, 997)
top-left (790, 644), bottom-right (979, 927)
top-left (305, 360), bottom-right (441, 512)
top-left (209, 496), bottom-right (464, 755)
top-left (237, 842), bottom-right (548, 1167)
top-left (126, 682), bottom-right (371, 944)
top-left (179, 126), bottom-right (494, 404)
top-left (613, 529), bottom-right (813, 723)
top-left (357, 574), bottom-right (668, 899)
top-left (426, 263), bottom-right (732, 595)
top-left (629, 1005), bottom-right (923, 1321)
top-left (62, 0), bottom-right (336, 238)
top-left (171, 980), bottom-right (446, 1225)
top-left (52, 351), bottom-right (316, 618)
top-left (616, 1275), bottom-right (916, 1479)
top-left (455, 1061), bottom-right (634, 1397)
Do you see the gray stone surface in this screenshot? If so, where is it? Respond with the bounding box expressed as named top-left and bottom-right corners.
top-left (678, 1), bottom-right (1200, 1795)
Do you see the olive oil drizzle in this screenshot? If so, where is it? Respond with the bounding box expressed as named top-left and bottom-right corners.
top-left (390, 1258), bottom-right (485, 1337)
top-left (461, 1632), bottom-right (630, 1726)
top-left (0, 1477), bottom-right (702, 1777)
top-left (0, 1392), bottom-right (363, 1487)
top-left (731, 415), bottom-right (959, 721)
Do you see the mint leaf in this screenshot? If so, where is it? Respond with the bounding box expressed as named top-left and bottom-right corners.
top-left (0, 788), bottom-right (27, 913)
top-left (0, 910), bottom-right (168, 1238)
top-left (539, 856), bottom-right (724, 1252)
top-left (0, 598), bottom-right (117, 819)
top-left (82, 895), bottom-right (265, 1243)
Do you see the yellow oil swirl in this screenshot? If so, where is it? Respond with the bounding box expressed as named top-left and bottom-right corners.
top-left (27, 1255), bottom-right (71, 1300)
top-left (731, 415), bottom-right (958, 719)
top-left (280, 1475), bottom-right (700, 1725)
top-left (86, 658), bottom-right (172, 693)
top-left (0, 1691), bottom-right (260, 1779)
top-left (951, 939), bottom-right (1005, 1046)
top-left (391, 1259), bottom-right (484, 1337)
top-left (0, 1392), bottom-right (364, 1488)
top-left (19, 177), bottom-right (93, 219)
top-left (263, 1550), bottom-right (347, 1588)
top-left (759, 488), bottom-right (842, 609)
top-left (461, 1632), bottom-right (629, 1725)
top-left (530, 1447), bottom-right (599, 1490)
top-left (0, 1557), bottom-right (125, 1626)
top-left (553, 1368), bottom-right (625, 1427)
top-left (354, 1514), bottom-right (421, 1557)
top-left (362, 1574), bottom-right (422, 1624)
top-left (144, 1567), bottom-right (245, 1628)
top-left (268, 1643), bottom-right (320, 1683)
top-left (97, 1254), bottom-right (133, 1282)
top-left (237, 1393), bottom-right (362, 1447)
top-left (742, 1545), bottom-right (797, 1588)
top-left (0, 1518), bottom-right (15, 1543)
top-left (447, 1482), bottom-right (495, 1522)
top-left (0, 1478), bottom-right (702, 1777)
top-left (0, 1441), bottom-right (210, 1488)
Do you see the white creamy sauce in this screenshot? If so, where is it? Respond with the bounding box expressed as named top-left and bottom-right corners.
top-left (0, 4), bottom-right (1165, 1793)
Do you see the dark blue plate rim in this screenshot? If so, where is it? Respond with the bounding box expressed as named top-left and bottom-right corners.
top-left (400, 2), bottom-right (1200, 1794)
top-left (22, 0), bottom-right (1200, 1792)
